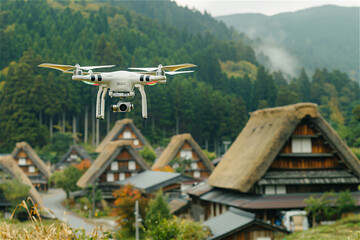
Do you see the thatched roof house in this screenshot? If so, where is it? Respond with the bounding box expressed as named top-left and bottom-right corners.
top-left (0, 155), bottom-right (44, 208)
top-left (95, 118), bottom-right (150, 153)
top-left (77, 140), bottom-right (150, 199)
top-left (11, 142), bottom-right (52, 191)
top-left (152, 133), bottom-right (214, 178)
top-left (208, 103), bottom-right (360, 192)
top-left (54, 145), bottom-right (92, 171)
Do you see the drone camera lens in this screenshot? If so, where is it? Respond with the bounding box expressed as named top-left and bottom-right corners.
top-left (119, 103), bottom-right (128, 112)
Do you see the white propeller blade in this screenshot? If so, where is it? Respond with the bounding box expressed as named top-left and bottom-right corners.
top-left (163, 63), bottom-right (197, 72)
top-left (165, 70), bottom-right (194, 75)
top-left (128, 67), bottom-right (158, 72)
top-left (80, 65), bottom-right (115, 70)
top-left (38, 63), bottom-right (115, 72)
top-left (129, 63), bottom-right (196, 72)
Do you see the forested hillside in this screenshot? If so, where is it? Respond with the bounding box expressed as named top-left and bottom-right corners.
top-left (0, 0), bottom-right (359, 154)
top-left (217, 5), bottom-right (360, 81)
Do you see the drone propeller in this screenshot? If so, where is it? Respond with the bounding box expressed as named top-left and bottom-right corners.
top-left (38, 63), bottom-right (115, 72)
top-left (129, 63), bottom-right (196, 73)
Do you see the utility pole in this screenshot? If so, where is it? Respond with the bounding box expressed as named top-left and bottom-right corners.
top-left (135, 200), bottom-right (139, 240)
top-left (92, 184), bottom-right (95, 217)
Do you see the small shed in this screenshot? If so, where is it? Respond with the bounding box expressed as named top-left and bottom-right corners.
top-left (204, 207), bottom-right (288, 240)
top-left (116, 170), bottom-right (192, 197)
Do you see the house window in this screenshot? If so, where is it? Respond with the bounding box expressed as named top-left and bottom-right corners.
top-left (29, 166), bottom-right (36, 173)
top-left (194, 171), bottom-right (201, 178)
top-left (131, 172), bottom-right (137, 177)
top-left (276, 185), bottom-right (286, 194)
top-left (18, 158), bottom-right (26, 165)
top-left (107, 173), bottom-right (114, 182)
top-left (265, 185), bottom-right (286, 195)
top-left (133, 139), bottom-right (139, 146)
top-left (119, 172), bottom-right (125, 181)
top-left (292, 137), bottom-right (312, 153)
top-left (128, 161), bottom-right (136, 170)
top-left (70, 154), bottom-right (78, 160)
top-left (191, 162), bottom-right (198, 170)
top-left (265, 185), bottom-right (275, 195)
top-left (123, 130), bottom-right (132, 139)
top-left (180, 149), bottom-right (192, 159)
top-left (111, 161), bottom-right (118, 171)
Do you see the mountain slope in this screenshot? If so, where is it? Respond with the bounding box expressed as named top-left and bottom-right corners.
top-left (217, 5), bottom-right (359, 80)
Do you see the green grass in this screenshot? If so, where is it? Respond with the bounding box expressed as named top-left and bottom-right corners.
top-left (0, 217), bottom-right (60, 228)
top-left (275, 214), bottom-right (360, 240)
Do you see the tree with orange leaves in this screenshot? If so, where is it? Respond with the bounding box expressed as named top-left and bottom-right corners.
top-left (74, 159), bottom-right (91, 173)
top-left (112, 184), bottom-right (149, 231)
top-left (153, 165), bottom-right (175, 173)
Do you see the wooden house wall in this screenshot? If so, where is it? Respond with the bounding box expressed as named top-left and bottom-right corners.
top-left (174, 141), bottom-right (211, 178)
top-left (220, 226), bottom-right (274, 240)
top-left (203, 201), bottom-right (228, 220)
top-left (116, 126), bottom-right (144, 148)
top-left (15, 151), bottom-right (40, 176)
top-left (98, 149), bottom-right (144, 183)
top-left (271, 156), bottom-right (339, 169)
top-left (272, 122), bottom-right (345, 170)
top-left (14, 150), bottom-right (48, 191)
top-left (260, 119), bottom-right (357, 195)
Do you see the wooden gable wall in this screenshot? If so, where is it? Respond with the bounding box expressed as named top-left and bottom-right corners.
top-left (174, 140), bottom-right (211, 178)
top-left (115, 125), bottom-right (144, 149)
top-left (99, 148), bottom-right (145, 183)
top-left (256, 118), bottom-right (359, 195)
top-left (13, 150), bottom-right (48, 191)
top-left (270, 120), bottom-right (347, 170)
top-left (15, 150), bottom-right (41, 176)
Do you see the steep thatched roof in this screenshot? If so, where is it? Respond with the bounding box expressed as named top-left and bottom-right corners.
top-left (95, 118), bottom-right (150, 153)
top-left (11, 142), bottom-right (52, 178)
top-left (54, 145), bottom-right (92, 170)
top-left (208, 103), bottom-right (360, 192)
top-left (77, 140), bottom-right (150, 188)
top-left (151, 133), bottom-right (214, 171)
top-left (0, 156), bottom-right (44, 208)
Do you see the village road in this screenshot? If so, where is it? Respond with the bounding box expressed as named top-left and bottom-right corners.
top-left (40, 188), bottom-right (116, 234)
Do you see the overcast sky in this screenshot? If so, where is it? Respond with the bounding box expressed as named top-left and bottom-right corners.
top-left (173, 0), bottom-right (359, 17)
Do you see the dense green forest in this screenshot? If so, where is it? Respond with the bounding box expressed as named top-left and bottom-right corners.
top-left (0, 0), bottom-right (359, 155)
top-left (217, 5), bottom-right (360, 81)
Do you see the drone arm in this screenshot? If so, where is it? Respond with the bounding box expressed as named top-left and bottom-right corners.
top-left (135, 84), bottom-right (147, 120)
top-left (100, 87), bottom-right (108, 119)
top-left (96, 85), bottom-right (106, 120)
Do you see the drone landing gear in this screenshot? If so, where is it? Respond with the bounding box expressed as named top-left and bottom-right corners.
top-left (96, 85), bottom-right (107, 120)
top-left (135, 84), bottom-right (147, 120)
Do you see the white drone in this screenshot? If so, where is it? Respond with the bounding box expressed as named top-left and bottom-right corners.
top-left (38, 63), bottom-right (196, 119)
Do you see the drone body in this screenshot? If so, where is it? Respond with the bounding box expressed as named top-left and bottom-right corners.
top-left (38, 63), bottom-right (196, 119)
